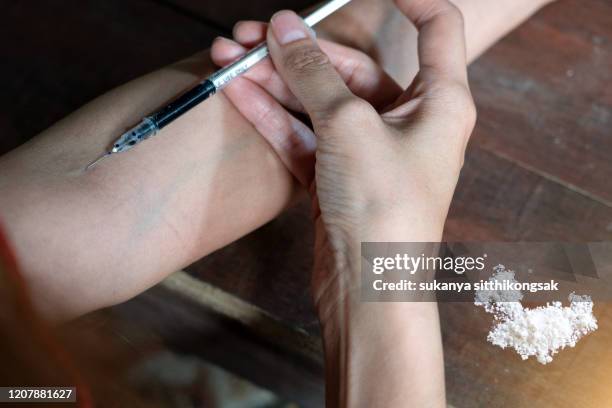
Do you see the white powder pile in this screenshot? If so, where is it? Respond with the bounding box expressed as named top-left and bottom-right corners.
top-left (475, 265), bottom-right (598, 364)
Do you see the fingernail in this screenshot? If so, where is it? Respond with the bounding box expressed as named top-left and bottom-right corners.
top-left (271, 11), bottom-right (309, 45)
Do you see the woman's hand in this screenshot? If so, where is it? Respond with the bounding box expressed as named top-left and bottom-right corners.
top-left (215, 1), bottom-right (474, 406)
top-left (212, 0), bottom-right (476, 308)
top-left (211, 22), bottom-right (404, 186)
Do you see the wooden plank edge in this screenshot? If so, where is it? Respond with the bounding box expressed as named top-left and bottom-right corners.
top-left (160, 270), bottom-right (323, 363)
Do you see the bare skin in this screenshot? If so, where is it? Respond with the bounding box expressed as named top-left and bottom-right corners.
top-left (0, 0), bottom-right (553, 325)
top-left (315, 0), bottom-right (556, 86)
top-left (214, 2), bottom-right (474, 405)
top-left (167, 2), bottom-right (557, 405)
top-left (0, 0), bottom-right (556, 406)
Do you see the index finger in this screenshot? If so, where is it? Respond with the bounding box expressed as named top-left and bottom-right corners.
top-left (395, 0), bottom-right (468, 86)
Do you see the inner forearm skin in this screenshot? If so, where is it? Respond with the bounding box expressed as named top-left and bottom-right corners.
top-left (0, 52), bottom-right (298, 321)
top-left (315, 213), bottom-right (448, 408)
top-left (321, 301), bottom-right (445, 408)
top-left (0, 0), bottom-right (554, 323)
top-left (317, 0), bottom-right (555, 86)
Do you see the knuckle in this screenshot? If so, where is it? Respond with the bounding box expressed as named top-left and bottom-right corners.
top-left (255, 104), bottom-right (275, 125)
top-left (405, 0), bottom-right (465, 28)
top-left (284, 47), bottom-right (331, 73)
top-left (465, 99), bottom-right (477, 129)
top-left (435, 81), bottom-right (476, 123)
top-left (430, 1), bottom-right (465, 30)
top-left (253, 101), bottom-right (284, 131)
top-left (336, 97), bottom-right (375, 118)
top-left (314, 97), bottom-right (376, 132)
top-left (445, 2), bottom-right (465, 27)
top-left (426, 80), bottom-right (477, 147)
top-left (321, 97), bottom-right (373, 122)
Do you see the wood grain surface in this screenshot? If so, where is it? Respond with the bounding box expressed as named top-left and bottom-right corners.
top-left (2, 0), bottom-right (611, 407)
top-left (469, 0), bottom-right (612, 205)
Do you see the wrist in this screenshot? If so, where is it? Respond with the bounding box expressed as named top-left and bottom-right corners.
top-left (312, 220), bottom-right (447, 407)
top-left (313, 212), bottom-right (446, 320)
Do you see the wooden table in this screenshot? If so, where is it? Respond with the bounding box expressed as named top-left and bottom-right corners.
top-left (3, 1), bottom-right (612, 406)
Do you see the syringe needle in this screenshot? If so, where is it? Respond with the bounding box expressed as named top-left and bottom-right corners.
top-left (85, 152), bottom-right (111, 171)
top-left (84, 0), bottom-right (352, 167)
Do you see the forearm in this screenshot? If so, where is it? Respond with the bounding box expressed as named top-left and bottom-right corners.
top-left (0, 52), bottom-right (298, 321)
top-left (0, 0), bottom-right (555, 323)
top-left (317, 0), bottom-right (554, 86)
top-left (454, 0), bottom-right (556, 61)
top-left (311, 194), bottom-right (450, 408)
top-left (314, 4), bottom-right (555, 395)
top-left (317, 236), bottom-right (446, 408)
top-left (322, 302), bottom-right (445, 408)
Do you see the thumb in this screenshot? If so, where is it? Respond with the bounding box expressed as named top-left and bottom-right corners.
top-left (267, 11), bottom-right (354, 123)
